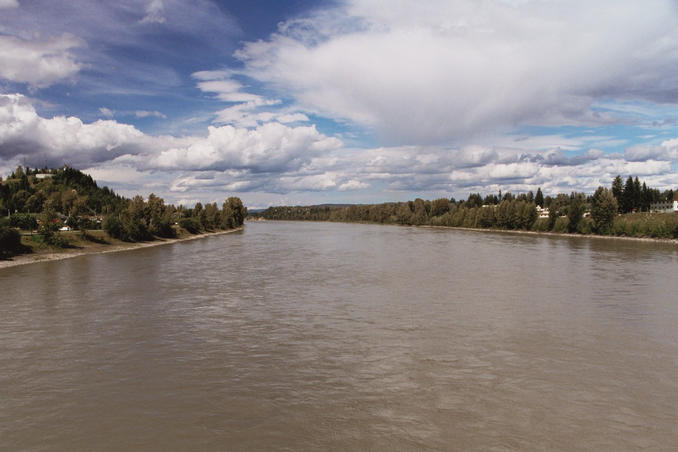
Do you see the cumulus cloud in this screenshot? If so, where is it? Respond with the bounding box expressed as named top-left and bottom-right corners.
top-left (234, 0), bottom-right (678, 145)
top-left (625, 139), bottom-right (678, 162)
top-left (0, 93), bottom-right (343, 177)
top-left (2, 92), bottom-right (677, 207)
top-left (151, 122), bottom-right (342, 172)
top-left (0, 34), bottom-right (83, 88)
top-left (0, 93), bottom-right (146, 167)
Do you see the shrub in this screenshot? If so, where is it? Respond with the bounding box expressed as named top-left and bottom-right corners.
top-left (150, 218), bottom-right (176, 238)
top-left (9, 213), bottom-right (37, 230)
top-left (576, 217), bottom-right (595, 235)
top-left (0, 226), bottom-right (22, 255)
top-left (531, 217), bottom-right (550, 232)
top-left (552, 217), bottom-right (570, 233)
top-left (103, 215), bottom-right (124, 240)
top-left (179, 217), bottom-right (201, 234)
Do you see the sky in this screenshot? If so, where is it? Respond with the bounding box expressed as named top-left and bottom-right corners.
top-left (1, 0), bottom-right (678, 209)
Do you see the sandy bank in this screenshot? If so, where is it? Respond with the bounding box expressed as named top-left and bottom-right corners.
top-left (0, 227), bottom-right (243, 270)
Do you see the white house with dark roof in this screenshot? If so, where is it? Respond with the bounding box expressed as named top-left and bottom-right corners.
top-left (650, 200), bottom-right (678, 213)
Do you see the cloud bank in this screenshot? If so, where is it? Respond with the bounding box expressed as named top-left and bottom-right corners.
top-left (1, 93), bottom-right (676, 208)
top-left (235, 0), bottom-right (678, 144)
top-left (1, 1), bottom-right (678, 207)
top-left (0, 34), bottom-right (83, 88)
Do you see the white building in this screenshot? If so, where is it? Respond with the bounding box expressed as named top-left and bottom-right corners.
top-left (650, 200), bottom-right (678, 213)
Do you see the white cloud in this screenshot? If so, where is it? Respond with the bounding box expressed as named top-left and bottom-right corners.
top-left (99, 107), bottom-right (115, 118)
top-left (339, 179), bottom-right (370, 191)
top-left (135, 110), bottom-right (167, 119)
top-left (140, 0), bottom-right (166, 24)
top-left (0, 34), bottom-right (83, 88)
top-left (2, 92), bottom-right (677, 207)
top-left (192, 70), bottom-right (310, 128)
top-left (235, 0), bottom-right (678, 145)
top-left (151, 122), bottom-right (342, 172)
top-left (0, 0), bottom-right (19, 9)
top-left (0, 93), bottom-right (145, 167)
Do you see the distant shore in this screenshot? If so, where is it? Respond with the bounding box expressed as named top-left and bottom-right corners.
top-left (248, 218), bottom-right (678, 245)
top-left (420, 224), bottom-right (678, 245)
top-left (0, 227), bottom-right (243, 270)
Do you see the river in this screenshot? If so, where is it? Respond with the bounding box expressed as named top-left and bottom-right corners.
top-left (2, 221), bottom-right (678, 451)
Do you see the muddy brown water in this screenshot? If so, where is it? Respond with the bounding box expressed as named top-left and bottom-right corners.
top-left (2, 221), bottom-right (678, 451)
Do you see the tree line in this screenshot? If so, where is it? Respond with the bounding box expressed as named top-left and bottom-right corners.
top-left (1, 166), bottom-right (246, 257)
top-left (251, 176), bottom-right (678, 239)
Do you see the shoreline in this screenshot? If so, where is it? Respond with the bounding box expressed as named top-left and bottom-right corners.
top-left (0, 227), bottom-right (243, 270)
top-left (420, 224), bottom-right (678, 245)
top-left (248, 218), bottom-right (678, 245)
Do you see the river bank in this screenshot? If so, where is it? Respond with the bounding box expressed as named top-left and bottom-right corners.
top-left (421, 224), bottom-right (678, 245)
top-left (0, 227), bottom-right (243, 270)
top-left (248, 218), bottom-right (678, 245)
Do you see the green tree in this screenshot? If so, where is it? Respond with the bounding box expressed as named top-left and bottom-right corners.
top-left (396, 202), bottom-right (413, 225)
top-left (430, 198), bottom-right (450, 217)
top-left (411, 198), bottom-right (428, 225)
top-left (633, 177), bottom-right (642, 212)
top-left (621, 176), bottom-right (635, 213)
top-left (466, 193), bottom-right (483, 208)
top-left (534, 187), bottom-right (544, 208)
top-left (567, 196), bottom-right (584, 233)
top-left (0, 225), bottom-right (22, 256)
top-left (221, 197), bottom-right (246, 229)
top-left (590, 187), bottom-right (618, 234)
top-left (38, 199), bottom-right (62, 245)
top-left (611, 175), bottom-right (623, 210)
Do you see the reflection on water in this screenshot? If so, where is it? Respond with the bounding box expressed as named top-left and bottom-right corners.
top-left (2, 222), bottom-right (678, 451)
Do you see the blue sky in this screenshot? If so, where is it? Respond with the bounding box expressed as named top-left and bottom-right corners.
top-left (1, 0), bottom-right (678, 208)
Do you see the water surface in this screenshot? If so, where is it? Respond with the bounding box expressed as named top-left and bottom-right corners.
top-left (2, 222), bottom-right (678, 450)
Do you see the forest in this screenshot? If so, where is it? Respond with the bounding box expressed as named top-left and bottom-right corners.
top-left (250, 177), bottom-right (678, 239)
top-left (0, 166), bottom-right (246, 257)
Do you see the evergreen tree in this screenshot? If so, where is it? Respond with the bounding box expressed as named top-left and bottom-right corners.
top-left (621, 176), bottom-right (635, 213)
top-left (535, 187), bottom-right (544, 207)
top-left (611, 175), bottom-right (623, 211)
top-left (567, 196), bottom-right (584, 233)
top-left (632, 177), bottom-right (641, 211)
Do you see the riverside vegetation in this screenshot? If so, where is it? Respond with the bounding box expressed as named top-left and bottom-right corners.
top-left (251, 177), bottom-right (678, 240)
top-left (0, 166), bottom-right (245, 258)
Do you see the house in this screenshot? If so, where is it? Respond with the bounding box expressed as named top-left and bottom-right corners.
top-left (536, 206), bottom-right (550, 218)
top-left (650, 200), bottom-right (678, 213)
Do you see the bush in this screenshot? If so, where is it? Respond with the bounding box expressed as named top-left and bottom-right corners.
top-left (531, 217), bottom-right (550, 232)
top-left (576, 217), bottom-right (595, 235)
top-left (103, 215), bottom-right (124, 240)
top-left (611, 213), bottom-right (678, 239)
top-left (0, 226), bottom-right (22, 256)
top-left (9, 213), bottom-right (37, 230)
top-left (179, 217), bottom-right (201, 234)
top-left (552, 217), bottom-right (570, 233)
top-left (150, 218), bottom-right (176, 238)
